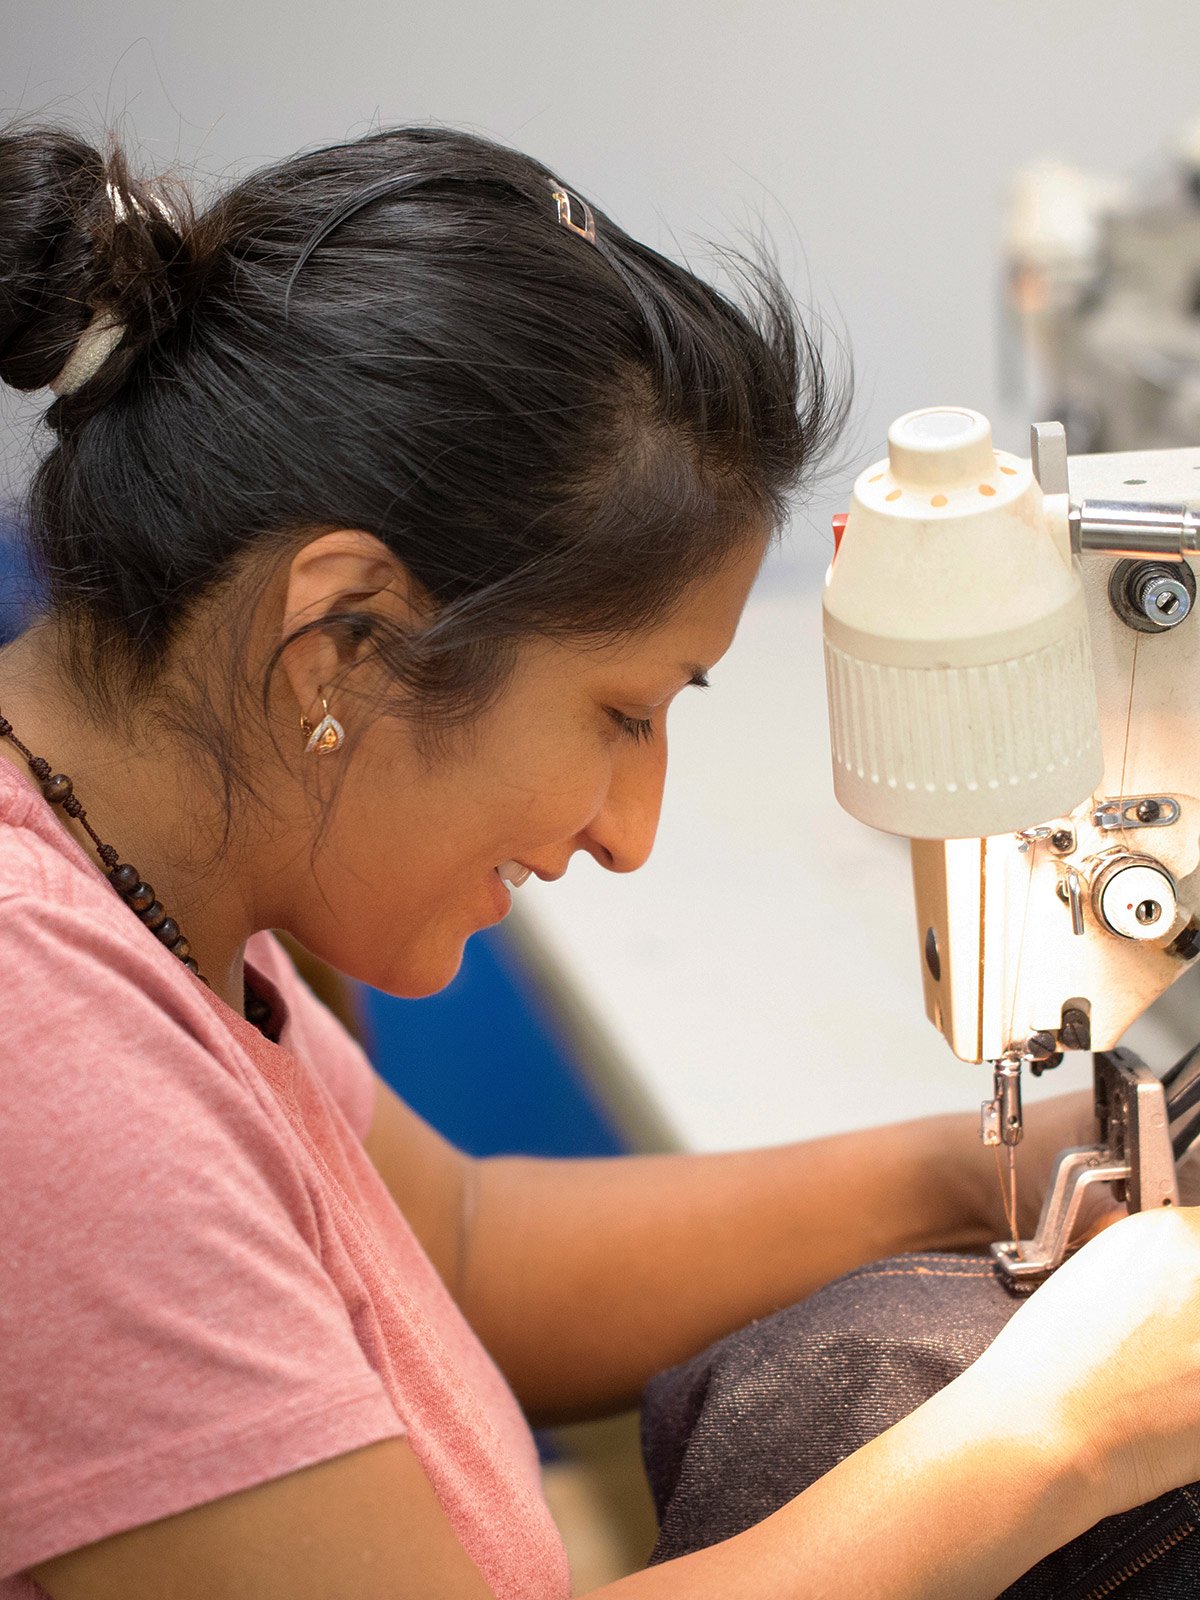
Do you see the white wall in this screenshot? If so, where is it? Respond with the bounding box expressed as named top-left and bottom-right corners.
top-left (6, 0), bottom-right (1200, 546)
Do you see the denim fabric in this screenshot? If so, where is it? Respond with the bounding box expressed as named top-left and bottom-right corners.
top-left (641, 1253), bottom-right (1200, 1596)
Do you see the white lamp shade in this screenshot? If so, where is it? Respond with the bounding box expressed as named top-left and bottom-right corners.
top-left (823, 407), bottom-right (1103, 839)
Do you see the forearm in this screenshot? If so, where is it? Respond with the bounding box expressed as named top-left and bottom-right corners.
top-left (461, 1109), bottom-right (997, 1421)
top-left (591, 1364), bottom-right (1094, 1599)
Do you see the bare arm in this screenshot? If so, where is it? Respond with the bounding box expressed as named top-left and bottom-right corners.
top-left (361, 1075), bottom-right (473, 1295)
top-left (360, 1070), bottom-right (1090, 1423)
top-left (32, 1367), bottom-right (1094, 1600)
top-left (458, 1100), bottom-right (1083, 1422)
top-left (35, 1107), bottom-right (1189, 1600)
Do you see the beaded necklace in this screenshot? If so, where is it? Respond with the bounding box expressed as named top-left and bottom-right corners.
top-left (0, 712), bottom-right (274, 1034)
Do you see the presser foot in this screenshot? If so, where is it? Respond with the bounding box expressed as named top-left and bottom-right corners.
top-left (991, 1049), bottom-right (1179, 1286)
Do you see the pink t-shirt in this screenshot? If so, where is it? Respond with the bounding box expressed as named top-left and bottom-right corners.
top-left (0, 760), bottom-right (569, 1599)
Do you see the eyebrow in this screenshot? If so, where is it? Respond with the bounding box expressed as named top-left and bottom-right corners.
top-left (683, 664), bottom-right (711, 688)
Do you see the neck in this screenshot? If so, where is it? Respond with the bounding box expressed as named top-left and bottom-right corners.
top-left (0, 623), bottom-right (257, 1015)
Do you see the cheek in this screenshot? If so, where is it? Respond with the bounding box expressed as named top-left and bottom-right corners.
top-left (291, 723), bottom-right (612, 990)
top-left (492, 755), bottom-right (608, 847)
top-left (298, 764), bottom-right (462, 923)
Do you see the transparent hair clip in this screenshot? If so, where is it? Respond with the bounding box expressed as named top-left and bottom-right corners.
top-left (549, 181), bottom-right (596, 243)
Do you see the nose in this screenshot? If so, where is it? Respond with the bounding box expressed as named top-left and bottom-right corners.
top-left (576, 738), bottom-right (667, 874)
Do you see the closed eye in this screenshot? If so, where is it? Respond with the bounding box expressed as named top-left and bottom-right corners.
top-left (607, 709), bottom-right (655, 744)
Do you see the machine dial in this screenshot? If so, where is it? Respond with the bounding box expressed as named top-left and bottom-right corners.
top-left (1092, 855), bottom-right (1178, 941)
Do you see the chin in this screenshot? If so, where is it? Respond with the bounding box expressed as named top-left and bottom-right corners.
top-left (365, 941), bottom-right (468, 1001)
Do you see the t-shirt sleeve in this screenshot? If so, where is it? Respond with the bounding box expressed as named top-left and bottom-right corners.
top-left (0, 896), bottom-right (403, 1580)
top-left (245, 931), bottom-right (378, 1143)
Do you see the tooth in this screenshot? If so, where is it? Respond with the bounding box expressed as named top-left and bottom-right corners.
top-left (498, 860), bottom-right (532, 887)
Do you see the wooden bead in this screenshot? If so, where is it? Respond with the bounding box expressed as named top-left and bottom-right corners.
top-left (169, 936), bottom-right (190, 961)
top-left (109, 863), bottom-right (139, 894)
top-left (126, 881), bottom-right (155, 913)
top-left (155, 917), bottom-right (180, 945)
top-left (245, 994), bottom-right (272, 1025)
top-left (42, 773), bottom-right (73, 805)
top-left (182, 956), bottom-right (200, 974)
top-left (140, 902), bottom-right (167, 931)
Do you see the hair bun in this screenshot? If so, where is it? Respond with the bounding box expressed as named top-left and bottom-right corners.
top-left (0, 127), bottom-right (197, 409)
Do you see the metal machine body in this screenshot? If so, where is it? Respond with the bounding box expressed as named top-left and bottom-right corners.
top-left (823, 410), bottom-right (1200, 1283)
top-left (913, 439), bottom-right (1200, 1072)
top-left (991, 1050), bottom-right (1180, 1283)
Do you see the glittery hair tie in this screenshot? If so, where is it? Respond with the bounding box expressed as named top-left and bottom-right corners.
top-left (47, 179), bottom-right (177, 397)
top-left (48, 311), bottom-right (127, 396)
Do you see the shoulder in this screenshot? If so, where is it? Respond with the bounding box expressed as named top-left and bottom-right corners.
top-left (0, 766), bottom-right (267, 1085)
top-left (0, 875), bottom-right (241, 1065)
top-left (0, 891), bottom-right (301, 1204)
top-left (0, 763), bottom-right (185, 978)
top-left (0, 821), bottom-right (297, 1202)
top-left (0, 918), bottom-right (400, 1583)
top-left (0, 761), bottom-right (102, 907)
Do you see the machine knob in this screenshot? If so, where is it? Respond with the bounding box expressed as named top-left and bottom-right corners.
top-left (1108, 558), bottom-right (1197, 633)
top-left (1092, 856), bottom-right (1178, 941)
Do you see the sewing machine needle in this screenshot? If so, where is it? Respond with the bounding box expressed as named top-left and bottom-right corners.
top-left (1008, 1145), bottom-right (1020, 1256)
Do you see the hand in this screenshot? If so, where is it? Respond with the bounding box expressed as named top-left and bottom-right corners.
top-left (968, 1205), bottom-right (1200, 1520)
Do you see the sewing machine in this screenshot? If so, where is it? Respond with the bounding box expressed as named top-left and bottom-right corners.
top-left (823, 407), bottom-right (1200, 1282)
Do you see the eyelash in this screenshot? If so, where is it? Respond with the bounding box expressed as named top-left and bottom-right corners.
top-left (607, 709), bottom-right (656, 744)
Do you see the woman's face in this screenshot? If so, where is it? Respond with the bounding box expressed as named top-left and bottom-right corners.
top-left (284, 538), bottom-right (766, 997)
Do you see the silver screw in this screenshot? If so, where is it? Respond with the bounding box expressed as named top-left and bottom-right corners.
top-left (1139, 574), bottom-right (1192, 628)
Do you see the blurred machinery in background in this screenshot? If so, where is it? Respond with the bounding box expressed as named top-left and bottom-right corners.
top-left (1005, 118), bottom-right (1200, 452)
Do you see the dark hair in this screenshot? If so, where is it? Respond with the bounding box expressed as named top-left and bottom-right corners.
top-left (0, 123), bottom-right (847, 763)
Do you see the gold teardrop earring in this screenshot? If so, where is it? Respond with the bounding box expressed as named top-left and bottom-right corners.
top-left (299, 691), bottom-right (345, 756)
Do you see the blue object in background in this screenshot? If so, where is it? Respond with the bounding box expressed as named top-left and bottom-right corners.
top-left (358, 925), bottom-right (629, 1159)
top-left (0, 513), bottom-right (39, 646)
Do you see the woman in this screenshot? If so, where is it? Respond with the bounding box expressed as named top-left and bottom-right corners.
top-left (2, 122), bottom-right (1200, 1600)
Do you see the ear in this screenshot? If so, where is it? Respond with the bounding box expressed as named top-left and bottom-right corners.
top-left (277, 529), bottom-right (426, 722)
